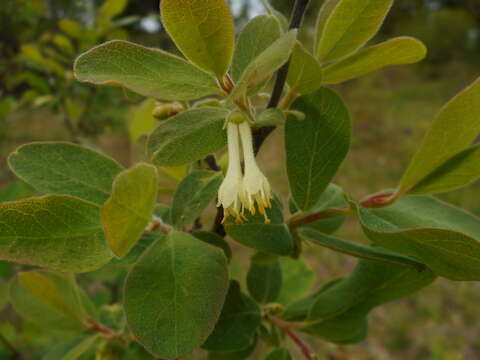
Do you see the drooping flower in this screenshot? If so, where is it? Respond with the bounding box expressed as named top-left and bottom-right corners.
top-left (238, 121), bottom-right (273, 223)
top-left (217, 121), bottom-right (246, 224)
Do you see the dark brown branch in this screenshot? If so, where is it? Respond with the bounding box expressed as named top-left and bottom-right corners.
top-left (253, 0), bottom-right (311, 154)
top-left (205, 155), bottom-right (220, 171)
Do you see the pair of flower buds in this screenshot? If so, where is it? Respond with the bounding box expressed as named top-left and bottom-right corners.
top-left (217, 113), bottom-right (273, 224)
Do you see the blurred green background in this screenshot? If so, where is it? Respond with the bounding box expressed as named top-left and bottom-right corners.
top-left (1, 0), bottom-right (480, 359)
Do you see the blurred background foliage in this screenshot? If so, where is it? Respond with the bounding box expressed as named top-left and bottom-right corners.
top-left (0, 0), bottom-right (480, 359)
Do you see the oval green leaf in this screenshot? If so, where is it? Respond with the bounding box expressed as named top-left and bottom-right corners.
top-left (316, 0), bottom-right (393, 63)
top-left (171, 170), bottom-right (223, 228)
top-left (230, 30), bottom-right (297, 100)
top-left (247, 259), bottom-right (282, 304)
top-left (9, 271), bottom-right (96, 332)
top-left (203, 281), bottom-right (261, 352)
top-left (355, 195), bottom-right (480, 280)
top-left (160, 0), bottom-right (235, 77)
top-left (408, 144), bottom-right (480, 195)
top-left (398, 77), bottom-right (480, 195)
top-left (102, 163), bottom-right (159, 258)
top-left (225, 200), bottom-right (294, 256)
top-left (232, 14), bottom-right (281, 82)
top-left (147, 108), bottom-right (229, 166)
top-left (74, 40), bottom-right (220, 101)
top-left (322, 37), bottom-right (427, 84)
top-left (304, 259), bottom-right (435, 343)
top-left (286, 88), bottom-right (351, 211)
top-left (124, 231), bottom-right (229, 359)
top-left (0, 195), bottom-right (112, 272)
top-left (286, 43), bottom-right (323, 95)
top-left (277, 257), bottom-right (315, 306)
top-left (8, 142), bottom-right (123, 205)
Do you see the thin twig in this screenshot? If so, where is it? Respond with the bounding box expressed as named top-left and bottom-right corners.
top-left (266, 314), bottom-right (317, 360)
top-left (205, 155), bottom-right (221, 171)
top-left (253, 0), bottom-right (311, 154)
top-left (285, 328), bottom-right (318, 360)
top-left (87, 318), bottom-right (121, 339)
top-left (289, 192), bottom-right (397, 229)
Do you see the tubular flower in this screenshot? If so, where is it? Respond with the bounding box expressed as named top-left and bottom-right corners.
top-left (238, 121), bottom-right (273, 223)
top-left (217, 122), bottom-right (246, 224)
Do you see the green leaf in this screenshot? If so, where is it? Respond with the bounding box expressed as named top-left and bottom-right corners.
top-left (286, 43), bottom-right (323, 95)
top-left (0, 280), bottom-right (8, 312)
top-left (247, 259), bottom-right (282, 304)
top-left (265, 348), bottom-right (292, 360)
top-left (315, 0), bottom-right (393, 63)
top-left (171, 170), bottom-right (223, 228)
top-left (207, 338), bottom-right (257, 360)
top-left (97, 0), bottom-right (127, 25)
top-left (354, 195), bottom-right (480, 280)
top-left (282, 279), bottom-right (343, 322)
top-left (0, 195), bottom-right (112, 272)
top-left (74, 40), bottom-right (220, 101)
top-left (9, 271), bottom-right (95, 332)
top-left (147, 108), bottom-right (229, 166)
top-left (300, 228), bottom-right (426, 271)
top-left (128, 98), bottom-right (158, 143)
top-left (160, 0), bottom-right (235, 77)
top-left (408, 144), bottom-right (480, 195)
top-left (398, 77), bottom-right (480, 195)
top-left (203, 281), bottom-right (261, 352)
top-left (255, 108), bottom-right (286, 127)
top-left (102, 163), bottom-right (159, 258)
top-left (303, 259), bottom-right (435, 343)
top-left (322, 37), bottom-right (427, 84)
top-left (8, 142), bottom-right (123, 205)
top-left (59, 19), bottom-right (84, 39)
top-left (124, 231), bottom-right (229, 359)
top-left (286, 88), bottom-right (351, 211)
top-left (62, 335), bottom-right (101, 360)
top-left (277, 257), bottom-right (315, 306)
top-left (230, 30), bottom-right (297, 100)
top-left (225, 200), bottom-right (294, 256)
top-left (44, 337), bottom-right (99, 360)
top-left (232, 15), bottom-right (281, 82)
top-left (193, 231), bottom-right (232, 262)
top-left (0, 180), bottom-right (36, 202)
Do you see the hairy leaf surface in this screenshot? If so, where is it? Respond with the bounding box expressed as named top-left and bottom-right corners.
top-left (203, 281), bottom-right (261, 352)
top-left (9, 142), bottom-right (123, 205)
top-left (124, 231), bottom-right (229, 358)
top-left (356, 195), bottom-right (480, 280)
top-left (147, 108), bottom-right (228, 166)
top-left (322, 37), bottom-right (427, 84)
top-left (74, 40), bottom-right (220, 101)
top-left (0, 195), bottom-right (112, 272)
top-left (102, 163), bottom-right (158, 258)
top-left (316, 0), bottom-right (394, 62)
top-left (286, 88), bottom-right (351, 211)
top-left (160, 0), bottom-right (235, 77)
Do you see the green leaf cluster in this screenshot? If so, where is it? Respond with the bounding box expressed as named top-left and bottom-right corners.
top-left (1, 0), bottom-right (479, 358)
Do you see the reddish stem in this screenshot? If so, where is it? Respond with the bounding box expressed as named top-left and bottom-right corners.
top-left (360, 192), bottom-right (396, 208)
top-left (87, 318), bottom-right (118, 338)
top-left (266, 315), bottom-right (317, 360)
top-left (285, 328), bottom-right (318, 360)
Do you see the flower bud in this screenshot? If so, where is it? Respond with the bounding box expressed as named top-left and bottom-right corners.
top-left (152, 101), bottom-right (184, 120)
